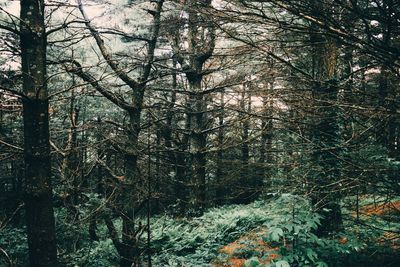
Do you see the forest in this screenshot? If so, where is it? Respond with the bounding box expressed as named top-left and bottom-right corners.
top-left (0, 0), bottom-right (399, 266)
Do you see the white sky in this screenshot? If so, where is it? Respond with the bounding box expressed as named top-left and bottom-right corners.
top-left (2, 0), bottom-right (19, 16)
top-left (2, 0), bottom-right (223, 17)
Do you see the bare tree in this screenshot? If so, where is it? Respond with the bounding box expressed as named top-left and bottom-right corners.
top-left (64, 0), bottom-right (164, 265)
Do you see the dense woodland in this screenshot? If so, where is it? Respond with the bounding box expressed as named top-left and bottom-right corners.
top-left (0, 0), bottom-right (399, 266)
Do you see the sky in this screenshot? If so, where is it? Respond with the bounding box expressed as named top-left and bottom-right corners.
top-left (3, 0), bottom-right (223, 17)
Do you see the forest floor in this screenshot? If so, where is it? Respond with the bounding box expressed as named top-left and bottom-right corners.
top-left (213, 199), bottom-right (400, 267)
top-left (213, 226), bottom-right (278, 267)
top-left (357, 199), bottom-right (400, 250)
top-left (359, 199), bottom-right (400, 217)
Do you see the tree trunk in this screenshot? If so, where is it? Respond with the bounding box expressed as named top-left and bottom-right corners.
top-left (188, 77), bottom-right (207, 214)
top-left (259, 80), bottom-right (274, 194)
top-left (377, 15), bottom-right (397, 158)
top-left (118, 109), bottom-right (142, 267)
top-left (62, 90), bottom-right (80, 219)
top-left (20, 0), bottom-right (58, 266)
top-left (171, 0), bottom-right (215, 215)
top-left (216, 91), bottom-right (225, 204)
top-left (163, 60), bottom-right (189, 214)
top-left (309, 0), bottom-right (342, 236)
top-left (236, 87), bottom-right (251, 203)
top-left (73, 0), bottom-right (164, 264)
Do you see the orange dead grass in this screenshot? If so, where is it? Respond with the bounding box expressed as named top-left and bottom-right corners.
top-left (228, 258), bottom-right (246, 267)
top-left (219, 243), bottom-right (245, 255)
top-left (360, 200), bottom-right (400, 216)
top-left (213, 227), bottom-right (280, 267)
top-left (379, 231), bottom-right (400, 250)
top-left (356, 200), bottom-right (400, 250)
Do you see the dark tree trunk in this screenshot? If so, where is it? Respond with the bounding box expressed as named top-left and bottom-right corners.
top-left (311, 79), bottom-right (343, 236)
top-left (117, 109), bottom-right (142, 267)
top-left (20, 0), bottom-right (58, 266)
top-left (259, 80), bottom-right (274, 193)
top-left (216, 91), bottom-right (225, 204)
top-left (309, 0), bottom-right (342, 236)
top-left (88, 218), bottom-right (99, 241)
top-left (162, 59), bottom-right (189, 214)
top-left (173, 68), bottom-right (189, 215)
top-left (62, 90), bottom-right (80, 219)
top-left (377, 23), bottom-right (397, 158)
top-left (235, 87), bottom-right (251, 203)
top-left (187, 77), bottom-right (207, 213)
top-left (171, 0), bottom-right (215, 215)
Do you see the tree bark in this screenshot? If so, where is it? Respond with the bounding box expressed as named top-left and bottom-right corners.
top-left (174, 0), bottom-right (215, 214)
top-left (61, 90), bottom-right (80, 218)
top-left (187, 77), bottom-right (207, 213)
top-left (216, 91), bottom-right (225, 204)
top-left (259, 80), bottom-right (274, 194)
top-left (20, 0), bottom-right (58, 266)
top-left (235, 86), bottom-right (252, 203)
top-left (309, 0), bottom-right (342, 236)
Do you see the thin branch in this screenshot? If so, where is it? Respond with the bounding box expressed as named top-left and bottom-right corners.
top-left (50, 140), bottom-right (66, 157)
top-left (0, 87), bottom-right (28, 100)
top-left (76, 0), bottom-right (140, 90)
top-left (0, 24), bottom-right (19, 35)
top-left (0, 139), bottom-right (23, 151)
top-left (60, 59), bottom-right (135, 111)
top-left (46, 20), bottom-right (87, 36)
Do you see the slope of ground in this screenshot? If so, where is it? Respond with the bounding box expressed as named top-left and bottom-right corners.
top-left (212, 198), bottom-right (400, 267)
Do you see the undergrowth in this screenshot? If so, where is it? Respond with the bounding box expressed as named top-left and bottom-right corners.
top-left (1, 194), bottom-right (398, 266)
top-left (151, 200), bottom-right (272, 266)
